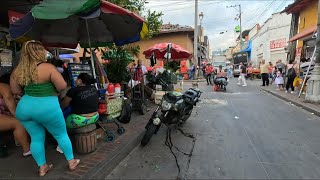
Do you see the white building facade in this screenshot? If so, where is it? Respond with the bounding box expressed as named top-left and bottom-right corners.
top-left (250, 13), bottom-right (292, 66)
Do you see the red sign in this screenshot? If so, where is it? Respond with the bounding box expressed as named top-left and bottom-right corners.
top-left (270, 38), bottom-right (286, 49)
top-left (8, 10), bottom-right (25, 24)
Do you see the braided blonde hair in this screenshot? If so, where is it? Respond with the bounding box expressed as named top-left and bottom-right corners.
top-left (13, 40), bottom-right (46, 86)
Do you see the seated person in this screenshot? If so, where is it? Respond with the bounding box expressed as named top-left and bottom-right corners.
top-left (215, 65), bottom-right (228, 87)
top-left (216, 65), bottom-right (226, 78)
top-left (61, 73), bottom-right (99, 129)
top-left (0, 73), bottom-right (30, 156)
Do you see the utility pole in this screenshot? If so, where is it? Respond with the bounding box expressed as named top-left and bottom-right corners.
top-left (199, 12), bottom-right (204, 79)
top-left (194, 0), bottom-right (199, 80)
top-left (227, 4), bottom-right (242, 50)
top-left (305, 0), bottom-right (320, 103)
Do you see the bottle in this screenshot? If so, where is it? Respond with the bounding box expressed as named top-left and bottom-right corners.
top-left (107, 83), bottom-right (115, 95)
top-left (115, 83), bottom-right (121, 94)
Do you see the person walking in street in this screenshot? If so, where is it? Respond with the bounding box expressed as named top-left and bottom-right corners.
top-left (237, 62), bottom-right (247, 86)
top-left (260, 60), bottom-right (269, 86)
top-left (201, 61), bottom-right (206, 79)
top-left (226, 63), bottom-right (233, 80)
top-left (268, 62), bottom-right (273, 84)
top-left (246, 63), bottom-right (253, 80)
top-left (205, 63), bottom-right (215, 85)
top-left (10, 40), bottom-right (80, 176)
top-left (189, 63), bottom-right (195, 80)
top-left (285, 60), bottom-right (298, 93)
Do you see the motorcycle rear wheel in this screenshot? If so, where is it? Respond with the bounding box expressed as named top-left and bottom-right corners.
top-left (141, 124), bottom-right (157, 146)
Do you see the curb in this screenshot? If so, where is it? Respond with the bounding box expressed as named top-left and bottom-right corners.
top-left (86, 131), bottom-right (144, 179)
top-left (58, 105), bottom-right (155, 180)
top-left (262, 88), bottom-right (320, 117)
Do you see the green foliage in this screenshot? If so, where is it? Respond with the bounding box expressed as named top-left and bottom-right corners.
top-left (102, 44), bottom-right (139, 83)
top-left (167, 61), bottom-right (180, 73)
top-left (109, 0), bottom-right (163, 39)
top-left (144, 10), bottom-right (163, 39)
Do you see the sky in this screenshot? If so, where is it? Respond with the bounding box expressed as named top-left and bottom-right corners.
top-left (144, 0), bottom-right (294, 52)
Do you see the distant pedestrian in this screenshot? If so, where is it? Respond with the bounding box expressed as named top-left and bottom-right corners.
top-left (276, 59), bottom-right (286, 75)
top-left (205, 63), bottom-right (215, 85)
top-left (226, 63), bottom-right (233, 80)
top-left (189, 63), bottom-right (195, 80)
top-left (285, 60), bottom-right (298, 93)
top-left (260, 60), bottom-right (269, 86)
top-left (246, 63), bottom-right (253, 80)
top-left (268, 62), bottom-right (273, 84)
top-left (237, 62), bottom-right (247, 86)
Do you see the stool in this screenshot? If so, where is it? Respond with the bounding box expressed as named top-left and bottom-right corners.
top-left (68, 124), bottom-right (97, 154)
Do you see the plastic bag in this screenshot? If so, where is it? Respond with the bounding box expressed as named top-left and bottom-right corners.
top-left (293, 77), bottom-right (300, 87)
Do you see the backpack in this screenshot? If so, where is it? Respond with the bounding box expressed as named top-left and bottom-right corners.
top-left (117, 99), bottom-right (133, 124)
top-left (287, 67), bottom-right (296, 78)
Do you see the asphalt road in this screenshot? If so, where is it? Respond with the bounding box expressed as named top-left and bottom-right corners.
top-left (106, 78), bottom-right (320, 179)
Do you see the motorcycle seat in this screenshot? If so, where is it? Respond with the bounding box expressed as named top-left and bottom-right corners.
top-left (166, 92), bottom-right (183, 102)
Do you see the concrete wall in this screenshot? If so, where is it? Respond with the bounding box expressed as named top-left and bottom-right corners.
top-left (251, 13), bottom-right (292, 66)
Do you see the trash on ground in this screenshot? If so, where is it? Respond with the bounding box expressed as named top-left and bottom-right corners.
top-left (235, 116), bottom-right (239, 119)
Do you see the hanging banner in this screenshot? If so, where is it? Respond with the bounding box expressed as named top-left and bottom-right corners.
top-left (8, 10), bottom-right (25, 24)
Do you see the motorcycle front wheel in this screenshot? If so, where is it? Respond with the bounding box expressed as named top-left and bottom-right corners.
top-left (141, 124), bottom-right (158, 146)
top-left (181, 108), bottom-right (193, 123)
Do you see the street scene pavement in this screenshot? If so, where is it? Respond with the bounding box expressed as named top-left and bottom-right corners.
top-left (107, 79), bottom-right (320, 179)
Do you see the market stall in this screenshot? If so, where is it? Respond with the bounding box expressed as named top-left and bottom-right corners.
top-left (8, 0), bottom-right (148, 153)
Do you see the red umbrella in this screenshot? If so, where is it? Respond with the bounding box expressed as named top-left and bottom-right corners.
top-left (143, 43), bottom-right (192, 60)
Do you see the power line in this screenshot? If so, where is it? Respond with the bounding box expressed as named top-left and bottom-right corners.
top-left (145, 1), bottom-right (221, 13)
top-left (274, 0), bottom-right (288, 13)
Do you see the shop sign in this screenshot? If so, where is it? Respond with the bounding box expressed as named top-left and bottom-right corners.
top-left (270, 38), bottom-right (286, 49)
top-left (8, 10), bottom-right (25, 24)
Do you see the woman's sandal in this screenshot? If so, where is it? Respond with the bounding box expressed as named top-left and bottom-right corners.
top-left (69, 159), bottom-right (80, 171)
top-left (39, 164), bottom-right (53, 177)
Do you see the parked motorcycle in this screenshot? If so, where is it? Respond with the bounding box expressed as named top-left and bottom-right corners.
top-left (141, 87), bottom-right (202, 146)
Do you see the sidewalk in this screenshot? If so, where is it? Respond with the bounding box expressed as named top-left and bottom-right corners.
top-left (261, 86), bottom-right (320, 116)
top-left (0, 101), bottom-right (156, 179)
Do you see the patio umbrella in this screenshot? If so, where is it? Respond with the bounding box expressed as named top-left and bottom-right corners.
top-left (143, 43), bottom-right (192, 61)
top-left (9, 0), bottom-right (148, 48)
top-left (9, 0), bottom-right (148, 81)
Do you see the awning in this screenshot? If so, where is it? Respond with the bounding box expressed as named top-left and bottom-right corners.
top-left (282, 0), bottom-right (314, 14)
top-left (289, 25), bottom-right (317, 42)
top-left (241, 40), bottom-right (252, 52)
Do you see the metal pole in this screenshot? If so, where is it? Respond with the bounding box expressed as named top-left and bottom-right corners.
top-left (85, 19), bottom-right (98, 88)
top-left (315, 0), bottom-right (320, 64)
top-left (239, 4), bottom-right (242, 51)
top-left (199, 16), bottom-right (202, 79)
top-left (194, 0), bottom-right (198, 80)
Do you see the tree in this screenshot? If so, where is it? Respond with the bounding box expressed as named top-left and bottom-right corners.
top-left (109, 0), bottom-right (163, 39)
top-left (102, 0), bottom-right (163, 83)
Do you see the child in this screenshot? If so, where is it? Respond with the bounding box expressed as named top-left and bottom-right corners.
top-left (275, 71), bottom-right (284, 90)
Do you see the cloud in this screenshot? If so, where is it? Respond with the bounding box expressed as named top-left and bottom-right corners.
top-left (145, 0), bottom-right (294, 52)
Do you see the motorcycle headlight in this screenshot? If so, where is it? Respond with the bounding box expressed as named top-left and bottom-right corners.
top-left (153, 118), bottom-right (161, 125)
top-left (161, 100), bottom-right (172, 110)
